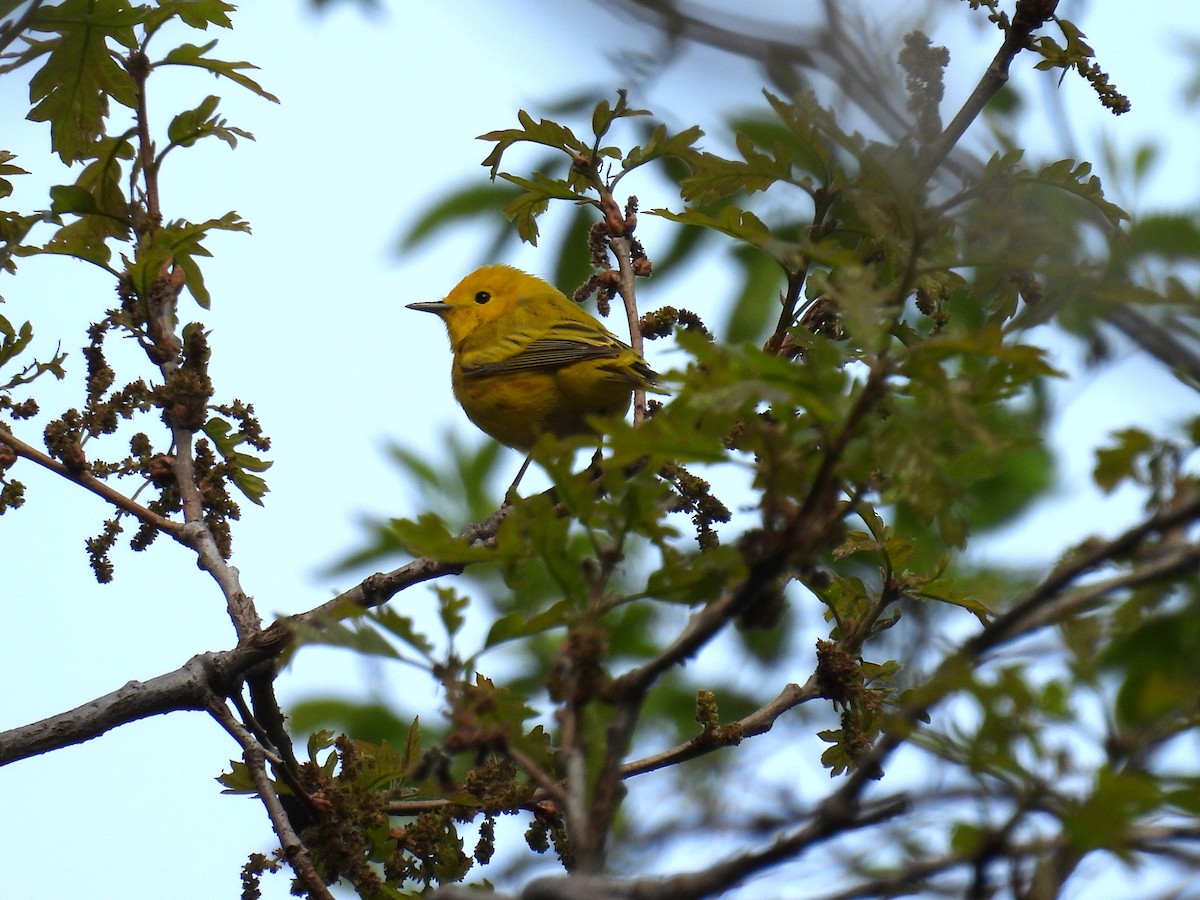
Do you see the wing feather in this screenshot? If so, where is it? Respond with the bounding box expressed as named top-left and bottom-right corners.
top-left (460, 320), bottom-right (630, 378)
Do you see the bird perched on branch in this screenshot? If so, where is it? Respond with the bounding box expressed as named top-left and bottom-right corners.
top-left (407, 265), bottom-right (658, 463)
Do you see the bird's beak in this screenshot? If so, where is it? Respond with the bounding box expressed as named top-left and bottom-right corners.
top-left (406, 301), bottom-right (451, 316)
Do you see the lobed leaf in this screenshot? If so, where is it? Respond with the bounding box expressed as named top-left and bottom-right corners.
top-left (23, 0), bottom-right (143, 162)
top-left (158, 40), bottom-right (280, 103)
top-left (623, 123), bottom-right (705, 172)
top-left (166, 94), bottom-right (253, 150)
top-left (479, 109), bottom-right (588, 178)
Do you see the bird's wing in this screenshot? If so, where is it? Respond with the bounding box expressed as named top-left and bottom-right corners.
top-left (459, 320), bottom-right (628, 377)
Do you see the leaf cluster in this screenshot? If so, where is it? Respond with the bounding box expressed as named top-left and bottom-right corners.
top-left (0, 0), bottom-right (275, 575)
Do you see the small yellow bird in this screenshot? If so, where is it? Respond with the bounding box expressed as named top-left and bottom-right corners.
top-left (407, 265), bottom-right (658, 455)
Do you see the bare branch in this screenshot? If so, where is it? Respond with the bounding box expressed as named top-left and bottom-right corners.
top-left (0, 652), bottom-right (219, 765)
top-left (0, 505), bottom-right (513, 765)
top-left (916, 1), bottom-right (1058, 184)
top-left (1104, 305), bottom-right (1200, 391)
top-left (207, 700), bottom-right (334, 900)
top-left (506, 737), bottom-right (568, 809)
top-left (621, 676), bottom-right (822, 779)
top-left (432, 796), bottom-right (907, 900)
top-left (992, 541), bottom-right (1200, 641)
top-left (967, 492), bottom-right (1200, 656)
top-left (610, 232), bottom-right (648, 425)
top-left (0, 0), bottom-right (46, 60)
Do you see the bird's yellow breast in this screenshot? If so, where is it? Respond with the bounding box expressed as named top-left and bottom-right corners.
top-left (451, 359), bottom-right (634, 451)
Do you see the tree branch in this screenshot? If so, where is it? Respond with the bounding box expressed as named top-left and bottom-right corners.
top-left (802, 497), bottom-right (1200, 837)
top-left (0, 428), bottom-right (183, 537)
top-left (430, 795), bottom-right (907, 900)
top-left (915, 1), bottom-right (1058, 185)
top-left (208, 700), bottom-right (334, 900)
top-left (620, 675), bottom-right (821, 779)
top-left (1104, 305), bottom-right (1200, 391)
top-left (0, 652), bottom-right (220, 765)
top-left (0, 0), bottom-right (45, 59)
top-left (610, 232), bottom-right (648, 425)
top-left (0, 504), bottom-right (513, 766)
top-left (967, 492), bottom-right (1200, 655)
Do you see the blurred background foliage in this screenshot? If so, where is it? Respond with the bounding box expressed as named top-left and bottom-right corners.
top-left (268, 3), bottom-right (1200, 896)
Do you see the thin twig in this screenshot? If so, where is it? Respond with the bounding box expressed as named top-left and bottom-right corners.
top-left (431, 795), bottom-right (908, 900)
top-left (967, 493), bottom-right (1200, 655)
top-left (208, 700), bottom-right (334, 900)
top-left (0, 428), bottom-right (183, 537)
top-left (621, 676), bottom-right (821, 779)
top-left (610, 233), bottom-right (648, 425)
top-left (0, 0), bottom-right (45, 59)
top-left (505, 738), bottom-right (568, 809)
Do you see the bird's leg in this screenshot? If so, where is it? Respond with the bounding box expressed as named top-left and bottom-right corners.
top-left (585, 447), bottom-right (609, 501)
top-left (503, 454), bottom-right (534, 505)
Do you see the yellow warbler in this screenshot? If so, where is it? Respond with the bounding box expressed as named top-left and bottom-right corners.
top-left (407, 265), bottom-right (658, 452)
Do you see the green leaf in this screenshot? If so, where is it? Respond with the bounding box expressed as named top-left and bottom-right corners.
top-left (495, 493), bottom-right (588, 604)
top-left (399, 181), bottom-right (522, 250)
top-left (723, 244), bottom-right (786, 343)
top-left (497, 172), bottom-right (581, 245)
top-left (228, 464), bottom-right (270, 505)
top-left (762, 90), bottom-right (839, 174)
top-left (644, 544), bottom-right (746, 605)
top-left (958, 444), bottom-right (1055, 532)
top-left (169, 0), bottom-right (236, 30)
top-left (125, 212), bottom-right (250, 308)
top-left (817, 728), bottom-right (853, 776)
top-left (201, 416), bottom-right (272, 504)
top-left (402, 716), bottom-right (423, 770)
top-left (288, 616), bottom-right (404, 660)
top-left (623, 123), bottom-right (704, 172)
top-left (158, 40), bottom-right (280, 103)
top-left (49, 184), bottom-right (102, 216)
top-left (1104, 612), bottom-right (1200, 727)
top-left (369, 606), bottom-right (436, 658)
top-left (1092, 428), bottom-right (1152, 493)
top-left (949, 821), bottom-right (986, 856)
top-left (1123, 214), bottom-right (1200, 261)
top-left (436, 585), bottom-right (468, 638)
top-left (307, 729), bottom-right (336, 762)
top-left (1026, 158), bottom-right (1128, 228)
top-left (387, 513), bottom-right (506, 564)
top-left (216, 759), bottom-right (257, 794)
top-left (24, 0), bottom-right (144, 163)
top-left (134, 0), bottom-right (236, 36)
top-left (349, 739), bottom-right (411, 792)
top-left (483, 600), bottom-right (572, 649)
top-left (38, 217), bottom-right (117, 267)
top-left (917, 587), bottom-right (993, 626)
top-left (479, 109), bottom-right (588, 177)
top-left (678, 135), bottom-right (796, 205)
top-left (37, 148), bottom-right (134, 260)
top-left (0, 151), bottom-right (29, 202)
top-left (590, 90), bottom-right (651, 141)
top-left (1062, 768), bottom-right (1162, 854)
top-left (0, 314), bottom-right (33, 370)
top-left (165, 94), bottom-right (253, 150)
top-left (649, 205), bottom-right (775, 255)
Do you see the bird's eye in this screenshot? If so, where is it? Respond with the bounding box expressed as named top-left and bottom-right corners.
top-left (474, 291), bottom-right (491, 304)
